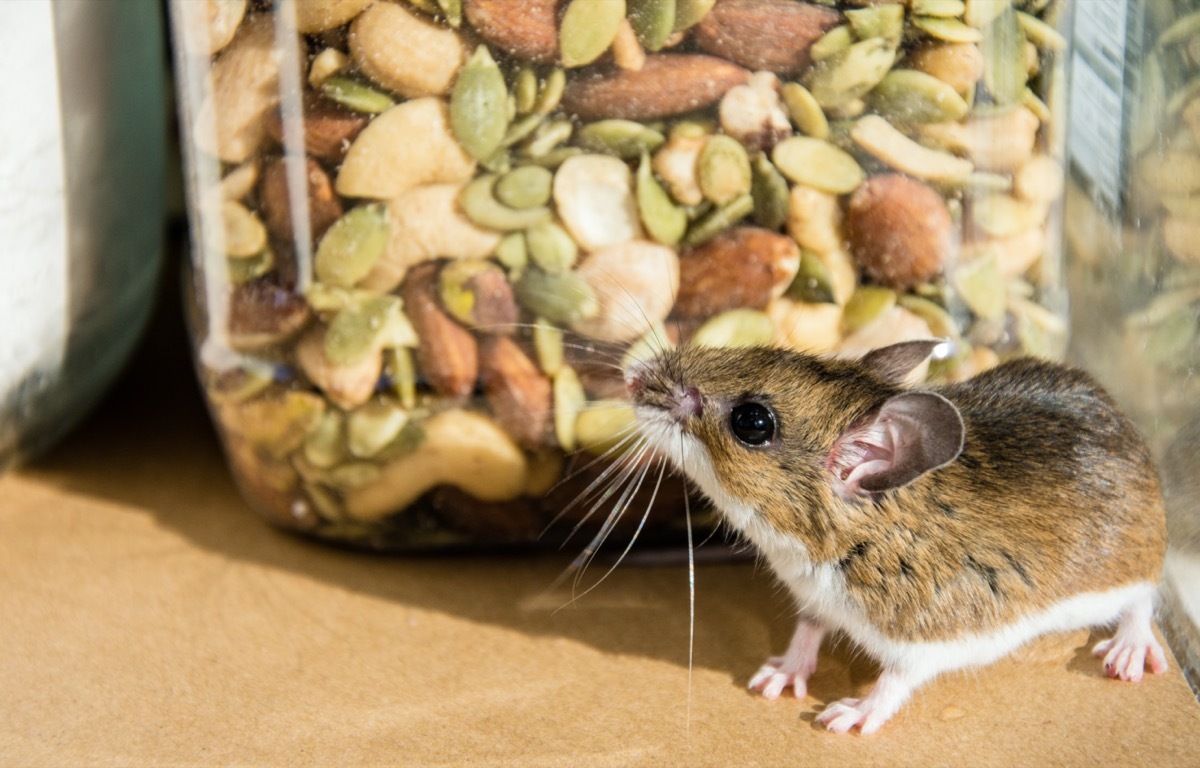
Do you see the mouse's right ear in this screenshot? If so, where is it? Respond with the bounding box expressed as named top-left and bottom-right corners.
top-left (860, 340), bottom-right (943, 386)
top-left (829, 391), bottom-right (965, 497)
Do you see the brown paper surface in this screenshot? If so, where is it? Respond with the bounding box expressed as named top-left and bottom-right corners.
top-left (2, 298), bottom-right (1198, 767)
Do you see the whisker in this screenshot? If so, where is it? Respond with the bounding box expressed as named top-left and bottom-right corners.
top-left (552, 436), bottom-right (650, 548)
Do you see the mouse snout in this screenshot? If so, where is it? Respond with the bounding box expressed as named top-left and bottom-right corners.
top-left (624, 361), bottom-right (649, 399)
top-left (672, 386), bottom-right (703, 421)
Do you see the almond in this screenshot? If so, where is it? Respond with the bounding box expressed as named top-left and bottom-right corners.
top-left (258, 156), bottom-right (343, 245)
top-left (562, 54), bottom-right (750, 121)
top-left (228, 274), bottom-right (312, 350)
top-left (693, 0), bottom-right (840, 76)
top-left (480, 335), bottom-right (553, 449)
top-left (464, 0), bottom-right (560, 63)
top-left (845, 174), bottom-right (955, 290)
top-left (264, 93), bottom-right (369, 164)
top-left (403, 263), bottom-right (479, 400)
top-left (674, 226), bottom-right (800, 319)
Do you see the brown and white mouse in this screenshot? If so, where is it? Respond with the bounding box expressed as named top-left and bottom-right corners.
top-left (625, 340), bottom-right (1168, 734)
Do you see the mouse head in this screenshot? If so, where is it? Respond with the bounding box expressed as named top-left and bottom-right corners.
top-left (626, 341), bottom-right (965, 535)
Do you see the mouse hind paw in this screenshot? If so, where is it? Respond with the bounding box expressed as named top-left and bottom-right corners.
top-left (1091, 594), bottom-right (1168, 682)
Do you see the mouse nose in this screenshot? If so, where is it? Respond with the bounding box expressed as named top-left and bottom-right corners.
top-left (672, 385), bottom-right (702, 420)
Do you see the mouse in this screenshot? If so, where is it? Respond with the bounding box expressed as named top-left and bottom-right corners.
top-left (624, 339), bottom-right (1168, 734)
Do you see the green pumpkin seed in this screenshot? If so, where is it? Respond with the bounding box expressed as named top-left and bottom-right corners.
top-left (451, 45), bottom-right (509, 162)
top-left (771, 136), bottom-right (865, 194)
top-left (897, 294), bottom-right (961, 339)
top-left (495, 165), bottom-right (554, 209)
top-left (459, 174), bottom-right (553, 231)
top-left (980, 6), bottom-right (1026, 107)
top-left (514, 67), bottom-right (539, 114)
top-left (953, 252), bottom-right (1006, 320)
top-left (843, 286), bottom-right (897, 332)
top-left (553, 366), bottom-right (587, 451)
top-left (912, 0), bottom-right (966, 17)
top-left (629, 0), bottom-right (676, 51)
top-left (750, 153), bottom-right (790, 232)
top-left (526, 221), bottom-right (580, 273)
top-left (1012, 297), bottom-right (1065, 360)
top-left (533, 318), bottom-right (565, 376)
top-left (320, 76), bottom-right (395, 114)
top-left (576, 119), bottom-right (666, 159)
top-left (1016, 10), bottom-right (1065, 51)
top-left (914, 16), bottom-right (984, 42)
top-left (227, 248), bottom-right (274, 284)
top-left (347, 399), bottom-right (410, 459)
top-left (305, 282), bottom-right (359, 313)
top-left (502, 114), bottom-right (547, 147)
top-left (670, 119), bottom-right (716, 140)
top-left (868, 69), bottom-right (970, 124)
top-left (574, 400), bottom-right (637, 456)
top-left (406, 0), bottom-right (441, 16)
top-left (439, 259), bottom-right (495, 325)
top-left (786, 250), bottom-right (837, 304)
top-left (698, 135), bottom-right (753, 206)
top-left (387, 347), bottom-right (418, 409)
top-left (810, 25), bottom-right (854, 63)
top-left (523, 119), bottom-right (574, 158)
top-left (692, 309), bottom-right (775, 348)
top-left (314, 203), bottom-right (388, 289)
top-left (963, 0), bottom-right (1010, 28)
top-left (514, 267), bottom-right (600, 325)
top-left (534, 69), bottom-right (567, 116)
top-left (673, 0), bottom-right (715, 31)
top-left (304, 411), bottom-right (346, 470)
top-left (325, 295), bottom-right (405, 366)
top-left (436, 0), bottom-right (463, 27)
top-left (494, 231), bottom-right (529, 274)
top-left (682, 193), bottom-right (754, 247)
top-left (806, 37), bottom-right (899, 109)
top-left (636, 152), bottom-right (688, 246)
top-left (845, 5), bottom-right (904, 47)
top-left (560, 0), bottom-right (626, 68)
top-left (781, 82), bottom-right (829, 139)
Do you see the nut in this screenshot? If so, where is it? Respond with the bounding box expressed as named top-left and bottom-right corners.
top-left (295, 0), bottom-right (375, 33)
top-left (845, 174), bottom-right (955, 290)
top-left (179, 0), bottom-right (247, 55)
top-left (851, 114), bottom-right (974, 182)
top-left (562, 54), bottom-right (750, 120)
top-left (350, 1), bottom-right (466, 98)
top-left (569, 240), bottom-right (680, 343)
top-left (228, 275), bottom-right (312, 350)
top-left (718, 71), bottom-right (791, 151)
top-left (195, 14), bottom-right (282, 163)
top-left (464, 0), bottom-right (560, 63)
top-left (553, 154), bottom-right (643, 250)
top-left (675, 226), bottom-right (800, 319)
top-left (693, 0), bottom-right (840, 75)
top-left (480, 335), bottom-right (553, 448)
top-left (265, 92), bottom-right (370, 163)
top-left (915, 106), bottom-right (1039, 173)
top-left (296, 324), bottom-right (384, 410)
top-left (336, 98), bottom-right (477, 200)
top-left (438, 259), bottom-right (520, 332)
top-left (218, 200), bottom-right (267, 258)
top-left (651, 134), bottom-right (706, 206)
top-left (259, 156), bottom-right (344, 246)
top-left (403, 263), bottom-right (480, 399)
top-left (905, 42), bottom-right (984, 95)
top-left (786, 184), bottom-right (844, 256)
top-left (768, 297), bottom-right (842, 353)
top-left (560, 0), bottom-right (627, 68)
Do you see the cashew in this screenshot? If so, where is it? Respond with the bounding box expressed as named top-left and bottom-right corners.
top-left (652, 134), bottom-right (707, 206)
top-left (851, 114), bottom-right (974, 182)
top-left (296, 325), bottom-right (383, 411)
top-left (350, 1), bottom-right (466, 98)
top-left (296, 0), bottom-right (375, 32)
top-left (905, 42), bottom-right (983, 96)
top-left (553, 154), bottom-right (644, 251)
top-left (916, 107), bottom-right (1040, 173)
top-left (570, 240), bottom-right (680, 343)
top-left (962, 227), bottom-right (1046, 279)
top-left (768, 298), bottom-right (843, 354)
top-left (336, 97), bottom-right (476, 199)
top-left (178, 0), bottom-right (247, 55)
top-left (309, 47), bottom-right (350, 88)
top-left (343, 410), bottom-right (529, 521)
top-left (219, 158), bottom-right (259, 202)
top-left (361, 182), bottom-right (502, 293)
top-left (786, 184), bottom-right (843, 255)
top-left (719, 72), bottom-right (791, 150)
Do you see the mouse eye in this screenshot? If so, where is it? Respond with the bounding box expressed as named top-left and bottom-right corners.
top-left (730, 402), bottom-right (776, 447)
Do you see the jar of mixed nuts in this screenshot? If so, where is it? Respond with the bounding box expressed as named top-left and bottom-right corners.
top-left (170, 0), bottom-right (1073, 549)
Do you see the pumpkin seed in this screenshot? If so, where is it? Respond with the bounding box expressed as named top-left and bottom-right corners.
top-left (850, 114), bottom-right (974, 182)
top-left (314, 203), bottom-right (389, 289)
top-left (514, 267), bottom-right (600, 325)
top-left (912, 0), bottom-right (966, 17)
top-left (629, 0), bottom-right (676, 51)
top-left (502, 114), bottom-right (547, 147)
top-left (439, 259), bottom-right (497, 324)
top-left (845, 5), bottom-right (904, 47)
top-left (522, 119), bottom-right (574, 158)
top-left (692, 309), bottom-right (775, 348)
top-left (750, 152), bottom-right (790, 231)
top-left (673, 0), bottom-right (715, 31)
top-left (868, 69), bottom-right (970, 124)
top-left (772, 136), bottom-right (866, 194)
top-left (810, 25), bottom-right (854, 63)
top-left (533, 318), bottom-right (565, 376)
top-left (524, 146), bottom-right (585, 168)
top-left (320, 76), bottom-right (395, 114)
top-left (576, 119), bottom-right (666, 159)
top-left (897, 294), bottom-right (961, 339)
top-left (560, 0), bottom-right (627, 68)
top-left (698, 134), bottom-right (752, 205)
top-left (553, 366), bottom-right (587, 451)
top-left (670, 119), bottom-right (716, 140)
top-left (451, 45), bottom-right (509, 161)
top-left (325, 295), bottom-right (406, 366)
top-left (347, 399), bottom-right (410, 459)
top-left (227, 249), bottom-right (274, 284)
top-left (534, 69), bottom-right (567, 116)
top-left (781, 82), bottom-right (829, 139)
top-left (953, 252), bottom-right (1006, 320)
top-left (236, 392), bottom-right (327, 456)
top-left (325, 461), bottom-right (382, 491)
top-left (220, 200), bottom-right (267, 258)
top-left (459, 174), bottom-right (553, 231)
top-left (575, 400), bottom-right (637, 456)
top-left (495, 231), bottom-right (529, 273)
top-left (806, 37), bottom-right (898, 109)
top-left (304, 411), bottom-right (346, 470)
top-left (495, 165), bottom-right (554, 209)
top-left (436, 0), bottom-right (463, 27)
top-left (786, 249), bottom-right (837, 304)
top-left (682, 192), bottom-right (754, 246)
top-left (964, 0), bottom-right (1010, 28)
top-left (309, 47), bottom-right (349, 89)
top-left (526, 221), bottom-right (580, 273)
top-left (913, 16), bottom-right (984, 43)
top-left (514, 66), bottom-right (539, 114)
top-left (305, 282), bottom-right (356, 313)
top-left (980, 6), bottom-right (1026, 108)
top-left (387, 347), bottom-right (417, 409)
top-left (637, 152), bottom-right (688, 246)
top-left (843, 286), bottom-right (897, 332)
top-left (1016, 10), bottom-right (1065, 51)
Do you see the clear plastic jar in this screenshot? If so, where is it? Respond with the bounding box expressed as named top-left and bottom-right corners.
top-left (170, 0), bottom-right (1073, 549)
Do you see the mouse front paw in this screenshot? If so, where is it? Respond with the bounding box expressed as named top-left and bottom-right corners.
top-left (815, 698), bottom-right (886, 735)
top-left (748, 657), bottom-right (811, 700)
top-left (1091, 595), bottom-right (1169, 682)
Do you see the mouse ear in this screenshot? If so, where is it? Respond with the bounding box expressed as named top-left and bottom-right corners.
top-left (830, 391), bottom-right (965, 497)
top-left (859, 340), bottom-right (943, 386)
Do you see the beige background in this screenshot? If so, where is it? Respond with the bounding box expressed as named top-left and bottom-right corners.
top-left (2, 295), bottom-right (1198, 767)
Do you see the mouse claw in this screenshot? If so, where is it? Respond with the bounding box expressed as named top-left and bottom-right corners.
top-left (749, 658), bottom-right (807, 700)
top-left (815, 699), bottom-right (865, 734)
top-left (1092, 596), bottom-right (1168, 682)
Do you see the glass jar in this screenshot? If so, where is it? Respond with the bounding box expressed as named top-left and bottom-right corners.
top-left (169, 0), bottom-right (1073, 550)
